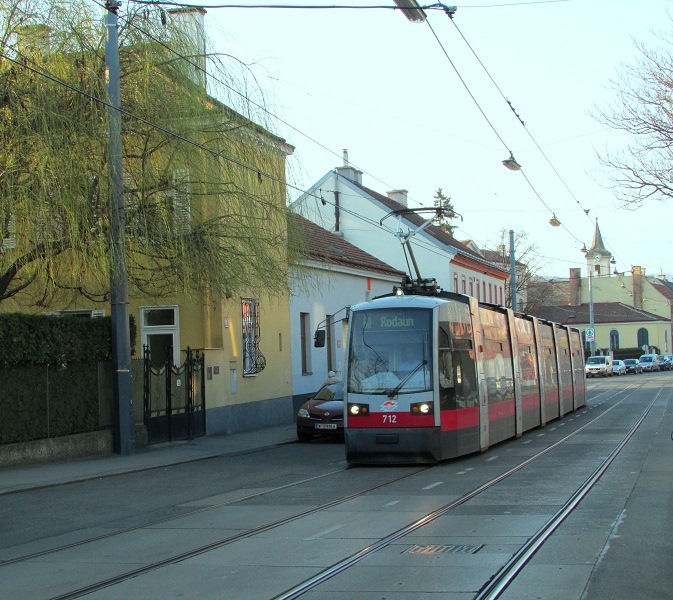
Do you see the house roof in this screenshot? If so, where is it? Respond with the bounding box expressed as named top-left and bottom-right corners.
top-left (460, 240), bottom-right (526, 269)
top-left (291, 213), bottom-right (405, 278)
top-left (650, 278), bottom-right (673, 302)
top-left (341, 177), bottom-right (509, 275)
top-left (530, 302), bottom-right (669, 326)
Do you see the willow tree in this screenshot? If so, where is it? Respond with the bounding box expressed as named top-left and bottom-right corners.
top-left (0, 1), bottom-right (295, 307)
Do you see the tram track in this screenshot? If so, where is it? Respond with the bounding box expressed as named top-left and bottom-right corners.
top-left (271, 382), bottom-right (652, 599)
top-left (3, 381), bottom-right (657, 600)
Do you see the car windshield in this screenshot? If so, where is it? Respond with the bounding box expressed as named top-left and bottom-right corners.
top-left (624, 360), bottom-right (636, 365)
top-left (640, 356), bottom-right (653, 363)
top-left (313, 384), bottom-right (343, 401)
top-left (587, 357), bottom-right (606, 364)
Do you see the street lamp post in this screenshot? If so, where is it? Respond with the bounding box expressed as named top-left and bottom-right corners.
top-left (588, 269), bottom-right (595, 356)
top-left (105, 0), bottom-right (135, 455)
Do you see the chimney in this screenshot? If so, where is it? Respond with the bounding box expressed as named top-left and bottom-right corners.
top-left (569, 268), bottom-right (581, 305)
top-left (632, 266), bottom-right (644, 310)
top-left (168, 7), bottom-right (207, 89)
top-left (386, 190), bottom-right (408, 207)
top-left (335, 149), bottom-right (362, 184)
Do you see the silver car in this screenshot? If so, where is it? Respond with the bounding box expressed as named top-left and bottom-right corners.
top-left (612, 360), bottom-right (627, 376)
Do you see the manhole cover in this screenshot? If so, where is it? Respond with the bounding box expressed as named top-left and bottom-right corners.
top-left (405, 544), bottom-right (483, 555)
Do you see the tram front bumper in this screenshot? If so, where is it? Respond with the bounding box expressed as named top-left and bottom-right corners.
top-left (345, 427), bottom-right (442, 465)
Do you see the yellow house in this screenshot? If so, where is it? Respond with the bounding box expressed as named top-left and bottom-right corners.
top-left (0, 6), bottom-right (296, 441)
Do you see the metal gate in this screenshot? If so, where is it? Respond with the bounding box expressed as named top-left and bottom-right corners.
top-left (143, 346), bottom-right (206, 444)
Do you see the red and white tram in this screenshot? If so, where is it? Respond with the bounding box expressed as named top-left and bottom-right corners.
top-left (344, 289), bottom-right (586, 464)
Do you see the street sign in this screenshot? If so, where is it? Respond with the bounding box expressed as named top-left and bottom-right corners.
top-left (586, 328), bottom-right (595, 342)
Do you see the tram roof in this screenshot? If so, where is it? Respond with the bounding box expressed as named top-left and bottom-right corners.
top-left (352, 294), bottom-right (452, 312)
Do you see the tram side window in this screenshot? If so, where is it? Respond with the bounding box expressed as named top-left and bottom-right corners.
top-left (453, 342), bottom-right (478, 408)
top-left (438, 327), bottom-right (454, 410)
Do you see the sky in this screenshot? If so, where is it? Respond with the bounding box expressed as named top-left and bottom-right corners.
top-left (197, 0), bottom-right (673, 279)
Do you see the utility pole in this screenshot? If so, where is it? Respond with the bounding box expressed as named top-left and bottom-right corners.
top-left (588, 267), bottom-right (596, 356)
top-left (509, 229), bottom-right (517, 311)
top-left (105, 0), bottom-right (135, 455)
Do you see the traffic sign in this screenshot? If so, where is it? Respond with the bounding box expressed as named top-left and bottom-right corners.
top-left (586, 328), bottom-right (595, 342)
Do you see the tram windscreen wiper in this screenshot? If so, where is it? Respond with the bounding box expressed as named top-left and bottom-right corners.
top-left (387, 360), bottom-right (428, 398)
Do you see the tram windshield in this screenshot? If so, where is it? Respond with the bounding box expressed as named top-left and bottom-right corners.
top-left (348, 307), bottom-right (433, 394)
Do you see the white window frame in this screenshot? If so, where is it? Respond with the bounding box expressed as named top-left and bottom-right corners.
top-left (140, 305), bottom-right (180, 366)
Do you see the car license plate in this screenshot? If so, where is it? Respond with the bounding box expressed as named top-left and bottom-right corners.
top-left (315, 423), bottom-right (337, 430)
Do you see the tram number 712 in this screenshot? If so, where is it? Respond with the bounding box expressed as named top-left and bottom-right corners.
top-left (382, 414), bottom-right (397, 424)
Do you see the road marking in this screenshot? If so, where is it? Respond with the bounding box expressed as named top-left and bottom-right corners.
top-left (422, 482), bottom-right (444, 490)
top-left (305, 524), bottom-right (346, 540)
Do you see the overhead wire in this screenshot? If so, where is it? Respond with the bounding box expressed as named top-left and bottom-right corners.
top-left (0, 35), bottom-right (452, 268)
top-left (422, 7), bottom-right (588, 249)
top-left (125, 0), bottom-right (641, 275)
top-left (119, 0), bottom-right (592, 268)
top-left (12, 1), bottom-right (602, 275)
top-left (116, 0), bottom-right (434, 202)
top-left (446, 9), bottom-right (632, 269)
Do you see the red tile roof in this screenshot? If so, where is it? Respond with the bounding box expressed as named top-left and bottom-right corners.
top-left (291, 213), bottom-right (405, 278)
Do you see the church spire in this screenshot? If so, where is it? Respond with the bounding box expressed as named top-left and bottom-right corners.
top-left (585, 219), bottom-right (612, 276)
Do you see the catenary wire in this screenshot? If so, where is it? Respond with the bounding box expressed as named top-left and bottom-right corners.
top-left (122, 0), bottom-right (594, 259)
top-left (8, 2), bottom-right (591, 274)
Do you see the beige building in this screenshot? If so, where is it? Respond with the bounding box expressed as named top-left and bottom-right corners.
top-left (529, 221), bottom-right (673, 355)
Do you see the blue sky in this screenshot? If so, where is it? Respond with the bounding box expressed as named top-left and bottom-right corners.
top-left (201, 0), bottom-right (673, 279)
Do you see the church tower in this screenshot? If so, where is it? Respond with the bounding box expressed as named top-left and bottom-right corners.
top-left (584, 220), bottom-right (612, 276)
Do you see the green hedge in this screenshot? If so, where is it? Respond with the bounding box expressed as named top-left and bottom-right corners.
top-left (0, 362), bottom-right (101, 444)
top-left (0, 313), bottom-right (136, 366)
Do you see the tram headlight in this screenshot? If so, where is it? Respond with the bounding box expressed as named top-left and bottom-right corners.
top-left (410, 401), bottom-right (433, 416)
top-left (348, 403), bottom-right (369, 416)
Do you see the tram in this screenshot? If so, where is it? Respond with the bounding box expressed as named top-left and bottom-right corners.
top-left (343, 279), bottom-right (586, 465)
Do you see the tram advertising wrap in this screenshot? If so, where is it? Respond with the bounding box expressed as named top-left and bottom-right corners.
top-left (344, 292), bottom-right (586, 465)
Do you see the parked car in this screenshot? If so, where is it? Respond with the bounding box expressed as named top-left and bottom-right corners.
top-left (612, 359), bottom-right (627, 376)
top-left (659, 355), bottom-right (672, 371)
top-left (623, 358), bottom-right (643, 374)
top-left (585, 355), bottom-right (613, 377)
top-left (296, 383), bottom-right (344, 442)
top-left (639, 354), bottom-right (661, 372)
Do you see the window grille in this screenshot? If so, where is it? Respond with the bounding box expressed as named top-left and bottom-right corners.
top-left (242, 298), bottom-right (266, 375)
top-left (1, 212), bottom-right (16, 251)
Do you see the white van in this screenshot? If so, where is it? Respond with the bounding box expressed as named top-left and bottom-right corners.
top-left (585, 356), bottom-right (613, 377)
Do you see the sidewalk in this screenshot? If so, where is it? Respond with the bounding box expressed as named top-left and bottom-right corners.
top-left (0, 424), bottom-right (298, 495)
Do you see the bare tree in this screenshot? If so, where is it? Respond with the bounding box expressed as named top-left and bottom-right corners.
top-left (524, 277), bottom-right (569, 314)
top-left (483, 229), bottom-right (548, 309)
top-left (592, 23), bottom-right (673, 206)
top-left (0, 1), bottom-right (295, 306)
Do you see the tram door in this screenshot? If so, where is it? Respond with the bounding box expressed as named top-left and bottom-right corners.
top-left (468, 298), bottom-right (490, 451)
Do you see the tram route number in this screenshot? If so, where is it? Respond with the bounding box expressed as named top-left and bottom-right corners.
top-left (382, 414), bottom-right (397, 424)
